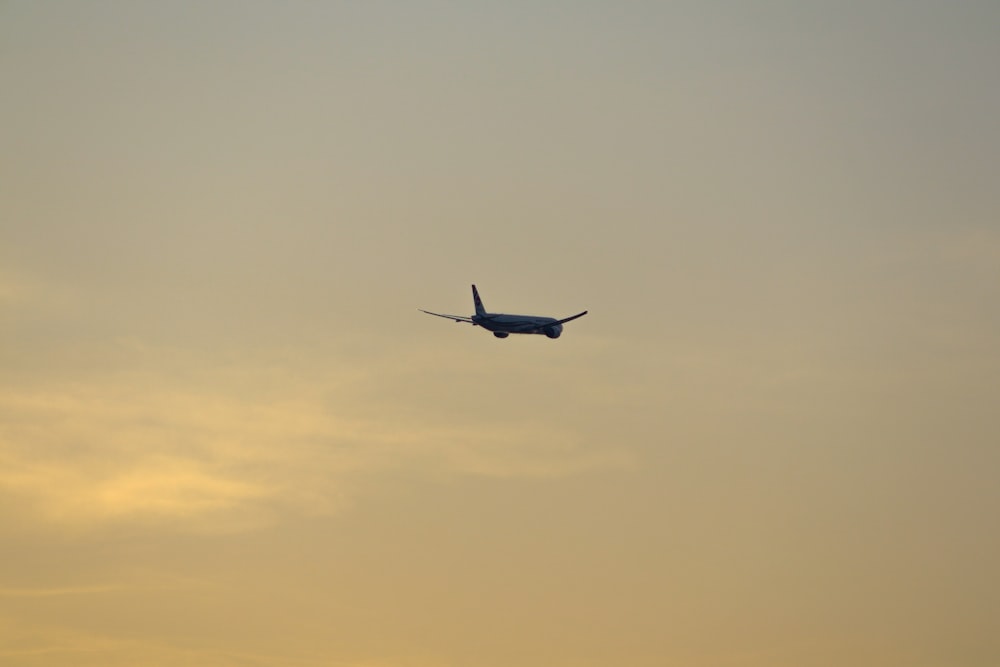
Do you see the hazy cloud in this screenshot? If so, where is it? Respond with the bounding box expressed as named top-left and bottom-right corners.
top-left (0, 342), bottom-right (627, 533)
top-left (0, 586), bottom-right (119, 599)
top-left (0, 614), bottom-right (352, 667)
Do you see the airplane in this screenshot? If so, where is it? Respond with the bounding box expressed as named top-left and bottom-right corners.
top-left (420, 285), bottom-right (588, 339)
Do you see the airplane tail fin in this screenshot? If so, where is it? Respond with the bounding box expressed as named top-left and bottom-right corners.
top-left (472, 284), bottom-right (487, 316)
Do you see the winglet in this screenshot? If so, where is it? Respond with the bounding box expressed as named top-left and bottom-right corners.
top-left (554, 310), bottom-right (588, 326)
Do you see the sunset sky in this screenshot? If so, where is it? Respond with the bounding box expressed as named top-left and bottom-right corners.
top-left (2, 2), bottom-right (999, 666)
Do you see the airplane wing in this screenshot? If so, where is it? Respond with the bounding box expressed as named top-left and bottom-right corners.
top-left (554, 311), bottom-right (588, 326)
top-left (419, 309), bottom-right (476, 324)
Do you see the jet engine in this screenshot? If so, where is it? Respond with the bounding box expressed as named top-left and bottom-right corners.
top-left (493, 331), bottom-right (509, 338)
top-left (544, 325), bottom-right (563, 339)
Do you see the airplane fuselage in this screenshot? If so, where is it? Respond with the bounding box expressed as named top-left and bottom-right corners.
top-left (472, 313), bottom-right (565, 338)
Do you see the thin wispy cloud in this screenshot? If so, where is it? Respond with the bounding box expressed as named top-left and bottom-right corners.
top-left (0, 613), bottom-right (442, 667)
top-left (0, 585), bottom-right (119, 599)
top-left (0, 343), bottom-right (627, 533)
top-left (0, 615), bottom-right (332, 667)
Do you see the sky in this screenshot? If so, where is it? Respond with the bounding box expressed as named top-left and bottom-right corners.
top-left (2, 1), bottom-right (999, 665)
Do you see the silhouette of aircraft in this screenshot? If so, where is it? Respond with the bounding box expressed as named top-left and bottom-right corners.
top-left (420, 285), bottom-right (587, 339)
